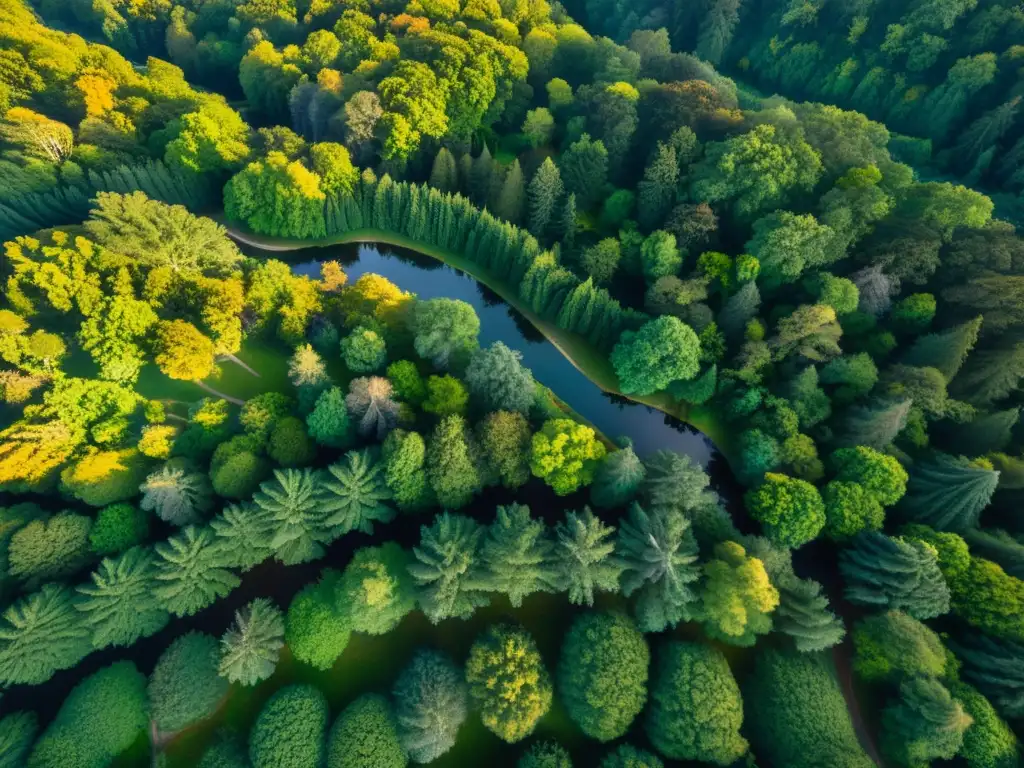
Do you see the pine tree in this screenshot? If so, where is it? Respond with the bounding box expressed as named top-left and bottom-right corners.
top-left (881, 677), bottom-right (971, 768)
top-left (955, 408), bottom-right (1019, 456)
top-left (470, 145), bottom-right (495, 205)
top-left (642, 450), bottom-right (717, 512)
top-left (774, 576), bottom-right (845, 652)
top-left (253, 469), bottom-right (330, 565)
top-left (553, 507), bottom-right (623, 607)
top-left (0, 584), bottom-right (91, 686)
top-left (76, 547), bottom-right (169, 649)
top-left (429, 148), bottom-right (459, 193)
top-left (494, 159), bottom-right (525, 224)
top-left (153, 526), bottom-right (240, 618)
top-left (840, 398), bottom-right (912, 449)
top-left (898, 453), bottom-right (1000, 532)
top-left (409, 512), bottom-right (488, 624)
top-left (839, 532), bottom-right (950, 620)
top-left (638, 143), bottom-right (678, 232)
top-left (950, 634), bottom-right (1024, 719)
top-left (392, 650), bottom-right (468, 763)
top-left (139, 464), bottom-right (213, 527)
top-left (590, 442), bottom-right (645, 508)
top-left (717, 281), bottom-right (761, 342)
top-left (695, 0), bottom-right (742, 65)
top-left (559, 134), bottom-right (608, 209)
top-left (963, 529), bottom-right (1024, 580)
top-left (616, 503), bottom-right (700, 632)
top-left (903, 317), bottom-right (982, 380)
top-left (209, 502), bottom-right (274, 572)
top-left (951, 97), bottom-right (1021, 174)
top-left (218, 598), bottom-right (284, 686)
top-left (528, 158), bottom-right (564, 239)
top-left (479, 504), bottom-right (559, 608)
top-left (951, 342), bottom-right (1024, 406)
top-left (558, 193), bottom-right (577, 251)
top-left (319, 449), bottom-right (395, 537)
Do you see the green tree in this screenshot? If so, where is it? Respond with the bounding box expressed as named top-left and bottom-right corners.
top-left (904, 317), bottom-right (983, 380)
top-left (590, 442), bottom-right (645, 509)
top-left (285, 571), bottom-right (350, 670)
top-left (76, 547), bottom-right (168, 649)
top-left (7, 512), bottom-right (93, 588)
top-left (0, 585), bottom-right (91, 686)
top-left (831, 446), bottom-right (908, 506)
top-left (466, 624), bottom-right (552, 743)
top-left (465, 342), bottom-right (536, 415)
top-left (773, 576), bottom-right (846, 653)
top-left (522, 108), bottom-right (555, 148)
top-left (822, 481), bottom-right (885, 540)
top-left (338, 543), bottom-right (415, 635)
top-left (745, 473), bottom-right (825, 548)
top-left (698, 541), bottom-right (779, 647)
top-left (881, 677), bottom-right (971, 768)
top-left (637, 143), bottom-right (678, 232)
top-left (165, 102), bottom-right (250, 174)
top-left (899, 453), bottom-right (999, 532)
top-left (306, 387), bottom-right (352, 449)
top-left (392, 650), bottom-right (467, 763)
top-left (558, 611), bottom-right (649, 742)
top-left (479, 504), bottom-right (558, 607)
top-left (600, 745), bottom-right (662, 768)
top-left (310, 142), bottom-right (357, 196)
top-left (426, 415), bottom-right (484, 509)
top-left (341, 326), bottom-right (388, 373)
top-left (154, 526), bottom-right (239, 618)
top-left (645, 641), bottom-right (748, 765)
top-left (253, 468), bottom-right (330, 565)
top-left (641, 231), bottom-right (682, 282)
top-left (387, 360), bottom-right (427, 405)
top-left (413, 298), bottom-right (480, 370)
top-left (249, 685), bottom-right (329, 768)
top-left (611, 317), bottom-right (701, 396)
top-left (210, 502), bottom-right (273, 572)
top-left (410, 512), bottom-right (488, 624)
top-left (553, 507), bottom-right (622, 606)
top-left (423, 375), bottom-right (469, 417)
top-left (530, 418), bottom-right (606, 495)
top-left (319, 450), bottom-right (394, 537)
top-left (140, 463), bottom-right (213, 527)
top-left (528, 158), bottom-right (564, 238)
top-left (495, 159), bottom-right (526, 224)
top-left (381, 429), bottom-right (433, 511)
top-left (225, 152), bottom-right (326, 239)
top-left (580, 238), bottom-right (622, 284)
top-left (149, 631), bottom-right (229, 733)
top-left (326, 694), bottom-right (406, 768)
top-left (268, 416), bottom-right (316, 467)
top-left (952, 682), bottom-right (1020, 768)
top-left (952, 633), bottom-right (1024, 720)
top-left (519, 740), bottom-right (572, 768)
top-left (852, 610), bottom-right (946, 682)
top-left (839, 532), bottom-right (950, 619)
top-left (477, 411), bottom-right (532, 489)
top-left (560, 134), bottom-right (608, 209)
top-left (0, 711), bottom-right (36, 768)
top-left (218, 598), bottom-right (284, 687)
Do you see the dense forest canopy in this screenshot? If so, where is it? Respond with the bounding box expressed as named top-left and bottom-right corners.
top-left (0, 0), bottom-right (1023, 766)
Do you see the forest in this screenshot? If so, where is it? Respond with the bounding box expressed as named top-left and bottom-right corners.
top-left (0, 0), bottom-right (1023, 765)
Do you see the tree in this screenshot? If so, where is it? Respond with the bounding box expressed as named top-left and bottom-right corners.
top-left (392, 650), bottom-right (467, 763)
top-left (149, 631), bottom-right (229, 733)
top-left (831, 446), bottom-right (908, 506)
top-left (519, 740), bottom-right (572, 768)
top-left (285, 572), bottom-right (350, 670)
top-left (338, 543), bottom-right (415, 635)
top-left (218, 598), bottom-right (284, 687)
top-left (426, 416), bottom-right (484, 509)
top-left (645, 641), bottom-right (748, 765)
top-left (558, 611), bottom-right (649, 742)
top-left (695, 0), bottom-right (742, 65)
top-left (154, 320), bottom-right (217, 382)
top-left (341, 326), bottom-right (388, 373)
top-left (698, 541), bottom-right (779, 646)
top-left (580, 239), bottom-right (622, 284)
top-left (465, 342), bottom-right (536, 415)
top-left (745, 473), bottom-right (825, 548)
top-left (140, 463), bottom-right (212, 527)
top-left (952, 634), bottom-right (1024, 719)
top-left (165, 102), bottom-right (250, 174)
top-left (0, 710), bottom-right (36, 768)
top-left (307, 387), bottom-right (352, 448)
top-left (822, 481), bottom-right (885, 540)
top-left (553, 507), bottom-right (622, 606)
top-left (288, 344), bottom-right (328, 389)
top-left (904, 317), bottom-right (983, 380)
top-left (898, 453), bottom-right (999, 532)
top-left (881, 677), bottom-right (971, 768)
top-left (479, 504), bottom-right (558, 607)
top-left (423, 375), bottom-right (469, 417)
top-left (840, 398), bottom-right (912, 449)
top-left (477, 411), bottom-right (532, 489)
top-left (382, 429), bottom-right (433, 511)
top-left (495, 159), bottom-right (526, 224)
top-left (717, 281), bottom-right (761, 341)
top-left (637, 143), bottom-right (678, 231)
top-left (210, 502), bottom-right (273, 572)
top-left (429, 147), bottom-right (458, 193)
top-left (522, 108), bottom-right (555, 148)
top-left (950, 681), bottom-right (1020, 768)
top-left (528, 158), bottom-right (564, 237)
top-left (268, 416), bottom-right (316, 467)
top-left (76, 547), bottom-right (168, 649)
top-left (852, 611), bottom-right (946, 682)
top-left (774, 576), bottom-right (845, 653)
top-left (225, 152), bottom-right (326, 239)
top-left (641, 231), bottom-right (682, 282)
top-left (326, 694), bottom-right (406, 768)
top-left (319, 450), bottom-right (394, 537)
top-left (154, 526), bottom-right (240, 618)
top-left (839, 532), bottom-right (950, 619)
top-left (387, 361), bottom-right (427, 405)
top-left (611, 317), bottom-right (701, 395)
top-left (600, 745), bottom-right (663, 768)
top-left (413, 298), bottom-right (480, 370)
top-left (0, 107), bottom-right (72, 163)
top-left (88, 503), bottom-right (147, 559)
top-left (591, 443), bottom-right (644, 508)
top-left (7, 512), bottom-right (93, 588)
top-left (249, 685), bottom-right (329, 768)
top-left (466, 624), bottom-right (552, 743)
top-left (253, 468), bottom-right (330, 566)
top-left (410, 513), bottom-right (487, 623)
top-left (241, 393), bottom-right (294, 443)
top-left (616, 504), bottom-right (700, 632)
top-left (560, 134), bottom-right (608, 209)
top-left (310, 142), bottom-right (357, 196)
top-left (239, 41), bottom-right (304, 121)
top-left (198, 733), bottom-right (249, 768)
top-left (59, 448), bottom-right (150, 508)
top-left (0, 584), bottom-right (90, 686)
top-left (27, 662), bottom-right (147, 768)
top-left (530, 418), bottom-right (606, 495)
top-left (345, 377), bottom-right (400, 441)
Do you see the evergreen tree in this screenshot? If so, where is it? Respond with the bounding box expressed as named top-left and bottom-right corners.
top-left (903, 317), bottom-right (983, 380)
top-left (307, 386), bottom-right (352, 448)
top-left (0, 710), bottom-right (36, 768)
top-left (558, 193), bottom-right (578, 250)
top-left (392, 650), bottom-right (467, 763)
top-left (218, 598), bottom-right (284, 686)
top-left (494, 159), bottom-right (525, 224)
top-left (717, 281), bottom-right (761, 342)
top-left (951, 342), bottom-right (1024, 406)
top-left (319, 449), bottom-right (395, 537)
top-left (560, 134), bottom-right (608, 209)
top-left (898, 453), bottom-right (1000, 532)
top-left (76, 547), bottom-right (169, 649)
top-left (773, 576), bottom-right (845, 653)
top-left (382, 429), bottom-right (434, 512)
top-left (590, 442), bottom-right (645, 508)
top-left (426, 415), bottom-right (484, 509)
top-left (950, 634), bottom-right (1024, 719)
top-left (429, 148), bottom-right (459, 193)
top-left (139, 464), bottom-right (213, 527)
top-left (642, 450), bottom-right (717, 511)
top-left (0, 584), bottom-right (91, 686)
top-left (881, 677), bottom-right (971, 768)
top-left (209, 502), bottom-right (274, 572)
top-left (465, 342), bottom-right (536, 415)
top-left (955, 408), bottom-right (1020, 456)
top-left (479, 504), bottom-right (559, 607)
top-left (470, 145), bottom-right (495, 206)
top-left (839, 532), bottom-right (950, 620)
top-left (253, 468), bottom-right (330, 565)
top-left (527, 158), bottom-right (564, 238)
top-left (616, 503), bottom-right (700, 632)
top-left (840, 398), bottom-right (912, 449)
top-left (637, 143), bottom-right (678, 231)
top-left (553, 507), bottom-right (623, 607)
top-left (153, 526), bottom-right (240, 618)
top-left (950, 98), bottom-right (1021, 174)
top-left (409, 512), bottom-right (488, 624)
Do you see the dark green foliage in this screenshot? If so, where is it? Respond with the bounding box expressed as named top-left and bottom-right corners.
top-left (340, 326), bottom-right (388, 374)
top-left (210, 502), bottom-right (274, 572)
top-left (154, 525), bottom-right (240, 617)
top-left (8, 511), bottom-right (93, 587)
top-left (218, 598), bottom-right (285, 686)
top-left (881, 676), bottom-right (971, 768)
top-left (590, 443), bottom-right (645, 508)
top-left (951, 634), bottom-right (1024, 720)
top-left (306, 387), bottom-right (352, 449)
top-left (27, 662), bottom-right (147, 768)
top-left (268, 416), bottom-right (316, 467)
top-left (903, 317), bottom-right (983, 380)
top-left (286, 571), bottom-right (350, 671)
top-left (558, 611), bottom-right (649, 743)
top-left (409, 512), bottom-right (487, 623)
top-left (477, 411), bottom-right (532, 490)
top-left (140, 463), bottom-right (213, 527)
top-left (955, 408), bottom-right (1020, 456)
top-left (839, 398), bottom-right (912, 449)
top-left (387, 361), bottom-right (427, 405)
top-left (149, 631), bottom-right (228, 732)
top-left (773, 576), bottom-right (845, 653)
top-left (253, 468), bottom-right (330, 565)
top-left (641, 450), bottom-right (717, 512)
top-left (0, 584), bottom-right (91, 686)
top-left (241, 393), bottom-right (295, 443)
top-left (519, 740), bottom-right (572, 768)
top-left (89, 503), bottom-right (148, 557)
top-left (326, 694), bottom-right (406, 768)
top-left (645, 641), bottom-right (748, 765)
top-left (249, 684), bottom-right (329, 768)
top-left (392, 649), bottom-right (467, 763)
top-left (898, 453), bottom-right (999, 532)
top-left (528, 158), bottom-right (564, 238)
top-left (744, 648), bottom-right (874, 768)
top-left (465, 342), bottom-right (536, 415)
top-left (599, 745), bottom-right (662, 768)
top-left (839, 532), bottom-right (950, 619)
top-left (852, 611), bottom-right (946, 682)
top-left (198, 733), bottom-right (249, 768)
top-left (413, 298), bottom-right (480, 370)
top-left (0, 711), bottom-right (37, 768)
top-left (479, 504), bottom-right (558, 608)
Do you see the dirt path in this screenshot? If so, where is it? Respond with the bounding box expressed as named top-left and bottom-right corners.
top-left (219, 352), bottom-right (261, 378)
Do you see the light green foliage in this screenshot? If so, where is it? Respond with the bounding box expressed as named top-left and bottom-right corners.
top-left (154, 525), bottom-right (240, 618)
top-left (558, 611), bottom-right (649, 742)
top-left (326, 694), bottom-right (406, 768)
top-left (479, 504), bottom-right (558, 608)
top-left (822, 481), bottom-right (885, 539)
top-left (528, 158), bottom-right (564, 237)
top-left (465, 624), bottom-right (552, 743)
top-left (253, 468), bottom-right (330, 565)
top-left (600, 745), bottom-right (663, 768)
top-left (745, 473), bottom-right (826, 547)
top-left (249, 684), bottom-right (329, 768)
top-left (164, 103), bottom-right (250, 174)
top-left (641, 231), bottom-right (682, 282)
top-left (8, 511), bottom-right (93, 587)
top-left (951, 682), bottom-right (1020, 768)
top-left (645, 641), bottom-right (748, 765)
top-left (59, 448), bottom-right (150, 508)
top-left (899, 453), bottom-right (999, 532)
top-left (0, 710), bottom-right (37, 768)
top-left (149, 631), bottom-right (228, 732)
top-left (310, 142), bottom-right (357, 196)
top-left (616, 504), bottom-right (700, 632)
top-left (387, 360), bottom-right (427, 405)
top-left (426, 415), bottom-right (484, 508)
top-left (210, 502), bottom-right (273, 572)
top-left (226, 151), bottom-right (326, 239)
top-left (381, 429), bottom-right (433, 511)
top-left (808, 273), bottom-right (859, 314)
top-left (522, 108), bottom-right (555, 148)
top-left (268, 416), bottom-right (316, 467)
top-left (581, 238), bottom-right (623, 284)
top-left (409, 512), bottom-right (487, 623)
top-left (218, 598), bottom-right (285, 686)
top-left (140, 463), bottom-right (213, 527)
top-left (241, 393), bottom-right (295, 444)
top-left (285, 572), bottom-right (350, 671)
top-left (338, 543), bottom-right (415, 635)
top-left (341, 326), bottom-right (388, 373)
top-left (465, 343), bottom-right (536, 415)
top-left (840, 532), bottom-right (950, 619)
top-left (0, 585), bottom-right (90, 686)
top-left (698, 541), bottom-right (779, 647)
top-left (611, 317), bottom-right (701, 395)
top-left (76, 546), bottom-right (168, 649)
top-left (320, 450), bottom-right (394, 537)
top-left (852, 610), bottom-right (946, 682)
top-left (892, 294), bottom-right (937, 333)
top-left (423, 375), bottom-right (469, 417)
top-left (27, 662), bottom-right (147, 768)
top-left (412, 298), bottom-right (480, 370)
top-left (306, 387), bottom-right (352, 449)
top-left (881, 676), bottom-right (972, 768)
top-left (477, 411), bottom-right (532, 490)
top-left (392, 650), bottom-right (467, 763)
top-left (530, 418), bottom-right (606, 495)
top-left (831, 446), bottom-right (908, 506)
top-left (554, 507), bottom-right (622, 607)
top-left (590, 443), bottom-right (645, 508)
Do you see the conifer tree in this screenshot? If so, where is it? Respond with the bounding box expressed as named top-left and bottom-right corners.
top-left (839, 532), bottom-right (950, 620)
top-left (950, 634), bottom-right (1024, 719)
top-left (881, 677), bottom-right (971, 768)
top-left (429, 148), bottom-right (459, 193)
top-left (426, 415), bottom-right (484, 509)
top-left (76, 547), bottom-right (169, 649)
top-left (898, 453), bottom-right (999, 532)
top-left (479, 504), bottom-right (559, 608)
top-left (773, 576), bottom-right (845, 652)
top-left (717, 281), bottom-right (761, 342)
top-left (153, 526), bottom-right (240, 618)
top-left (528, 158), bottom-right (564, 238)
top-left (392, 650), bottom-right (467, 763)
top-left (560, 134), bottom-right (608, 209)
top-left (0, 584), bottom-right (91, 686)
top-left (951, 342), bottom-right (1024, 406)
top-left (839, 398), bottom-right (912, 449)
top-left (209, 502), bottom-right (274, 572)
top-left (0, 710), bottom-right (36, 768)
top-left (558, 193), bottom-right (578, 250)
top-left (409, 512), bottom-right (488, 624)
top-left (638, 143), bottom-right (678, 232)
top-left (319, 449), bottom-right (395, 537)
top-left (253, 468), bottom-right (330, 565)
top-left (553, 507), bottom-right (623, 607)
top-left (381, 429), bottom-right (434, 512)
top-left (218, 598), bottom-right (284, 686)
top-left (642, 450), bottom-right (717, 511)
top-left (955, 408), bottom-right (1020, 456)
top-left (139, 464), bottom-right (213, 527)
top-left (494, 159), bottom-right (525, 224)
top-left (590, 442), bottom-right (645, 508)
top-left (903, 316), bottom-right (983, 380)
top-left (470, 145), bottom-right (495, 205)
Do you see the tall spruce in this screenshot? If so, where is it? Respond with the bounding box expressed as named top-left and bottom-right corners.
top-left (898, 453), bottom-right (1000, 532)
top-left (637, 142), bottom-right (679, 232)
top-left (839, 532), bottom-right (950, 619)
top-left (409, 512), bottom-right (488, 624)
top-left (478, 504), bottom-right (559, 608)
top-left (429, 148), bottom-right (459, 194)
top-left (950, 634), bottom-right (1024, 719)
top-left (527, 158), bottom-right (564, 239)
top-left (903, 317), bottom-right (983, 380)
top-left (774, 575), bottom-right (846, 652)
top-left (494, 159), bottom-right (525, 224)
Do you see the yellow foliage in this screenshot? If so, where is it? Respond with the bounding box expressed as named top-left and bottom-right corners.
top-left (75, 73), bottom-right (117, 116)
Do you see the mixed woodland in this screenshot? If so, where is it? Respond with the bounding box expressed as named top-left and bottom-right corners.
top-left (0, 0), bottom-right (1023, 765)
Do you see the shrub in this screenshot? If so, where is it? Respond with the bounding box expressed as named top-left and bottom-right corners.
top-left (326, 694), bottom-right (406, 768)
top-left (285, 572), bottom-right (351, 670)
top-left (148, 631), bottom-right (229, 732)
top-left (89, 503), bottom-right (149, 556)
top-left (558, 611), bottom-right (649, 742)
top-left (249, 684), bottom-right (329, 768)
